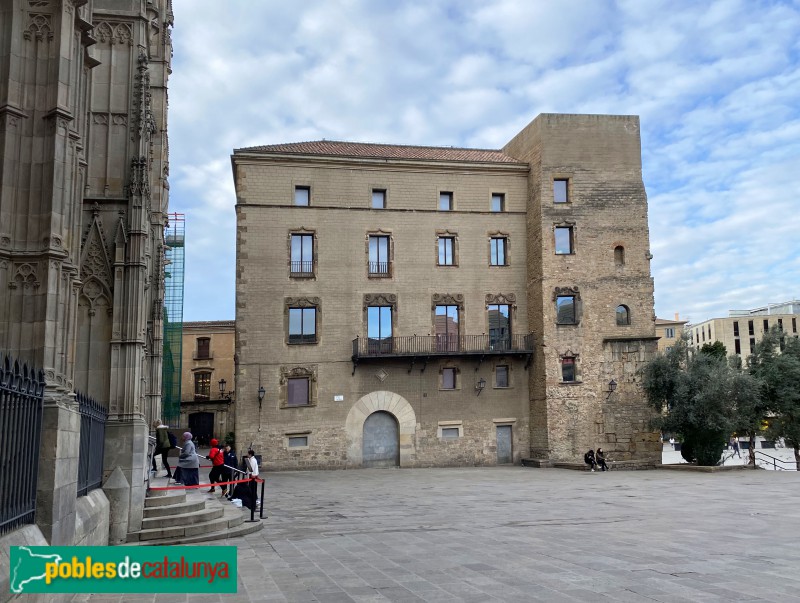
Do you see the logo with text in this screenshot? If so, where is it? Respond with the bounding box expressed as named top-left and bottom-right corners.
top-left (9, 546), bottom-right (236, 594)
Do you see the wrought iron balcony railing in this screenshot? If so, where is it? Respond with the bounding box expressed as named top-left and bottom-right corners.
top-left (290, 260), bottom-right (314, 275)
top-left (368, 261), bottom-right (390, 275)
top-left (353, 333), bottom-right (534, 358)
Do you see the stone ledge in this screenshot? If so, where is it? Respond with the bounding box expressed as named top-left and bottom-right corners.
top-left (657, 463), bottom-right (749, 473)
top-left (523, 459), bottom-right (659, 471)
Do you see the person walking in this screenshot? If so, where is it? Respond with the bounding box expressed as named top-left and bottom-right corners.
top-left (151, 420), bottom-right (172, 478)
top-left (596, 448), bottom-right (608, 471)
top-left (731, 436), bottom-right (741, 458)
top-left (177, 432), bottom-right (200, 487)
top-left (206, 438), bottom-right (225, 493)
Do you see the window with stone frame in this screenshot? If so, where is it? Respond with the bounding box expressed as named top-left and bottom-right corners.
top-left (616, 305), bottom-right (630, 326)
top-left (372, 188), bottom-right (386, 209)
top-left (554, 225), bottom-right (574, 255)
top-left (294, 185), bottom-right (310, 206)
top-left (491, 193), bottom-right (505, 212)
top-left (438, 236), bottom-right (455, 266)
top-left (362, 293), bottom-right (398, 355)
top-left (495, 364), bottom-right (509, 388)
top-left (194, 371), bottom-right (211, 399)
top-left (289, 232), bottom-right (315, 276)
top-left (366, 229), bottom-right (393, 277)
top-left (439, 191), bottom-right (453, 211)
top-left (560, 355), bottom-right (577, 383)
top-left (441, 366), bottom-right (458, 390)
top-left (490, 236), bottom-right (507, 266)
top-left (554, 178), bottom-right (569, 203)
top-left (280, 365), bottom-right (318, 408)
top-left (196, 337), bottom-right (210, 359)
top-left (284, 297), bottom-right (320, 345)
top-left (554, 287), bottom-right (580, 325)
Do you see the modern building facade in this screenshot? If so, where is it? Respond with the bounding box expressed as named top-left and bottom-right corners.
top-left (179, 320), bottom-right (236, 443)
top-left (0, 0), bottom-right (172, 569)
top-left (688, 301), bottom-right (800, 360)
top-left (232, 114), bottom-right (660, 470)
top-left (655, 314), bottom-right (689, 353)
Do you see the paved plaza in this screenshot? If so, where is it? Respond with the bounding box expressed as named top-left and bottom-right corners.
top-left (74, 460), bottom-right (800, 603)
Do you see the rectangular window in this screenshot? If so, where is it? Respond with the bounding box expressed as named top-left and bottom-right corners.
top-left (435, 305), bottom-right (459, 351)
top-left (554, 226), bottom-right (573, 255)
top-left (372, 189), bottom-right (386, 209)
top-left (561, 357), bottom-right (575, 382)
top-left (735, 339), bottom-right (741, 355)
top-left (554, 179), bottom-right (568, 203)
top-left (196, 337), bottom-right (210, 359)
top-left (439, 192), bottom-right (453, 211)
top-left (664, 328), bottom-right (675, 339)
top-left (294, 186), bottom-right (310, 206)
top-left (288, 436), bottom-right (308, 447)
top-left (733, 321), bottom-right (739, 337)
top-left (194, 372), bottom-right (211, 398)
top-left (442, 368), bottom-right (456, 389)
top-left (750, 338), bottom-right (756, 353)
top-left (368, 235), bottom-right (390, 275)
top-left (702, 327), bottom-right (705, 342)
top-left (495, 365), bottom-right (509, 388)
top-left (487, 304), bottom-right (511, 349)
top-left (748, 320), bottom-right (754, 336)
top-left (491, 193), bottom-right (505, 212)
top-left (288, 307), bottom-right (316, 344)
top-left (778, 318), bottom-right (783, 331)
top-left (763, 319), bottom-right (769, 332)
top-left (490, 237), bottom-right (507, 266)
top-left (438, 237), bottom-right (455, 265)
top-left (290, 234), bottom-right (314, 275)
top-left (441, 427), bottom-right (459, 438)
top-left (556, 296), bottom-right (576, 324)
top-left (367, 306), bottom-right (392, 353)
top-left (793, 317), bottom-right (797, 333)
top-left (287, 377), bottom-right (310, 406)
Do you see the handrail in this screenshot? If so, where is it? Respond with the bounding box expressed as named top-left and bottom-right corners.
top-left (752, 449), bottom-right (797, 471)
top-left (174, 444), bottom-right (249, 476)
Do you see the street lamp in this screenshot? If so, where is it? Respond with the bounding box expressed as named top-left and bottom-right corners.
top-left (257, 385), bottom-right (266, 410)
top-left (475, 377), bottom-right (487, 396)
top-left (607, 379), bottom-right (617, 400)
top-left (218, 378), bottom-right (233, 400)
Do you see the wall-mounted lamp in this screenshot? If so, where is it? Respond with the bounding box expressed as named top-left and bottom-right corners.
top-left (257, 385), bottom-right (266, 409)
top-left (475, 377), bottom-right (487, 396)
top-left (607, 379), bottom-right (617, 400)
top-left (218, 378), bottom-right (233, 401)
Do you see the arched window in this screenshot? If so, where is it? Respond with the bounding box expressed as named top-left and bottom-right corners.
top-left (614, 246), bottom-right (625, 266)
top-left (616, 305), bottom-right (630, 326)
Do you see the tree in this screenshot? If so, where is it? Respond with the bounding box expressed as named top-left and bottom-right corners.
top-left (642, 336), bottom-right (760, 465)
top-left (700, 341), bottom-right (727, 361)
top-left (748, 327), bottom-right (800, 470)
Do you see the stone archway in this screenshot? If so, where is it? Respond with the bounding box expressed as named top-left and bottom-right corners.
top-left (345, 391), bottom-right (416, 467)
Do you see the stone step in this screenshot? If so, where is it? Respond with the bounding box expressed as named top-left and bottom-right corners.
top-left (143, 499), bottom-right (206, 518)
top-left (141, 506), bottom-right (223, 530)
top-left (129, 515), bottom-right (264, 545)
top-left (144, 491), bottom-right (186, 507)
top-left (127, 500), bottom-right (256, 544)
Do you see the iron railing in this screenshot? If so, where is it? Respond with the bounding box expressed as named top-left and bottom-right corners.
top-left (0, 355), bottom-right (45, 536)
top-left (368, 261), bottom-right (390, 275)
top-left (290, 260), bottom-right (313, 275)
top-left (752, 449), bottom-right (797, 471)
top-left (353, 333), bottom-right (535, 358)
top-left (77, 392), bottom-right (107, 497)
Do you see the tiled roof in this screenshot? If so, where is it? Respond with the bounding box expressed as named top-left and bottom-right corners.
top-left (235, 140), bottom-right (522, 164)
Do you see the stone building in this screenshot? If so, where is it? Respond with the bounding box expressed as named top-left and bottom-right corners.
top-left (232, 113), bottom-right (661, 471)
top-left (179, 320), bottom-right (236, 442)
top-left (688, 300), bottom-right (800, 360)
top-left (0, 0), bottom-right (172, 573)
top-left (655, 314), bottom-right (688, 353)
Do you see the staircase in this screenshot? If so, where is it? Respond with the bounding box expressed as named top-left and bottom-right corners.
top-left (126, 487), bottom-right (264, 545)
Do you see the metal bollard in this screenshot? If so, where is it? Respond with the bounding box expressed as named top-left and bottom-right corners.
top-left (259, 479), bottom-right (265, 519)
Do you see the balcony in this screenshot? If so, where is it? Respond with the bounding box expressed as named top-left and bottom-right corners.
top-left (351, 333), bottom-right (535, 374)
top-left (290, 260), bottom-right (314, 276)
top-left (368, 261), bottom-right (390, 276)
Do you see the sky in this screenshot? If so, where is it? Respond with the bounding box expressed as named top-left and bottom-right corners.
top-left (168, 0), bottom-right (800, 326)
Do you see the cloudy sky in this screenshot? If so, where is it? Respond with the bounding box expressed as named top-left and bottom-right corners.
top-left (169, 0), bottom-right (800, 325)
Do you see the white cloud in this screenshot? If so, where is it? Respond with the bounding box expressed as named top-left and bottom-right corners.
top-left (170, 0), bottom-right (800, 323)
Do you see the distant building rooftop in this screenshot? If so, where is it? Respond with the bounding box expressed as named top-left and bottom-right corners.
top-left (728, 300), bottom-right (800, 317)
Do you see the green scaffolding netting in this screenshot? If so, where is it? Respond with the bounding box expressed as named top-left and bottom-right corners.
top-left (162, 213), bottom-right (185, 426)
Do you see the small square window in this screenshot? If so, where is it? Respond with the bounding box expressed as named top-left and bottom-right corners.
top-left (287, 377), bottom-right (310, 406)
top-left (288, 436), bottom-right (308, 448)
top-left (491, 193), bottom-right (505, 212)
top-left (495, 365), bottom-right (509, 388)
top-left (561, 357), bottom-right (575, 382)
top-left (442, 368), bottom-right (456, 389)
top-left (554, 179), bottom-right (568, 203)
top-left (295, 186), bottom-right (310, 206)
top-left (664, 327), bottom-right (675, 339)
top-left (556, 296), bottom-right (576, 324)
top-left (441, 427), bottom-right (460, 439)
top-left (372, 189), bottom-right (386, 209)
top-left (554, 227), bottom-right (573, 254)
top-left (439, 192), bottom-right (453, 211)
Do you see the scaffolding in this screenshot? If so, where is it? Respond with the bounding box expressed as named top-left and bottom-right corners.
top-left (162, 213), bottom-right (185, 426)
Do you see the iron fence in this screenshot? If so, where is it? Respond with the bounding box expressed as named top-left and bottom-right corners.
top-left (77, 392), bottom-right (107, 497)
top-left (353, 333), bottom-right (535, 358)
top-left (0, 355), bottom-right (45, 536)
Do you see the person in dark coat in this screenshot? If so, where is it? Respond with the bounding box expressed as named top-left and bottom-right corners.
top-left (584, 449), bottom-right (596, 472)
top-left (177, 432), bottom-right (200, 487)
top-left (596, 448), bottom-right (608, 471)
top-left (151, 420), bottom-right (172, 478)
top-left (221, 444), bottom-right (237, 498)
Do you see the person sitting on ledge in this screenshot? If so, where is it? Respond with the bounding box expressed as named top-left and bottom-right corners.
top-left (584, 449), bottom-right (596, 472)
top-left (596, 448), bottom-right (608, 471)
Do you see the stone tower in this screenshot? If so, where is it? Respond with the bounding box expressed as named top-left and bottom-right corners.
top-left (0, 0), bottom-right (172, 543)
